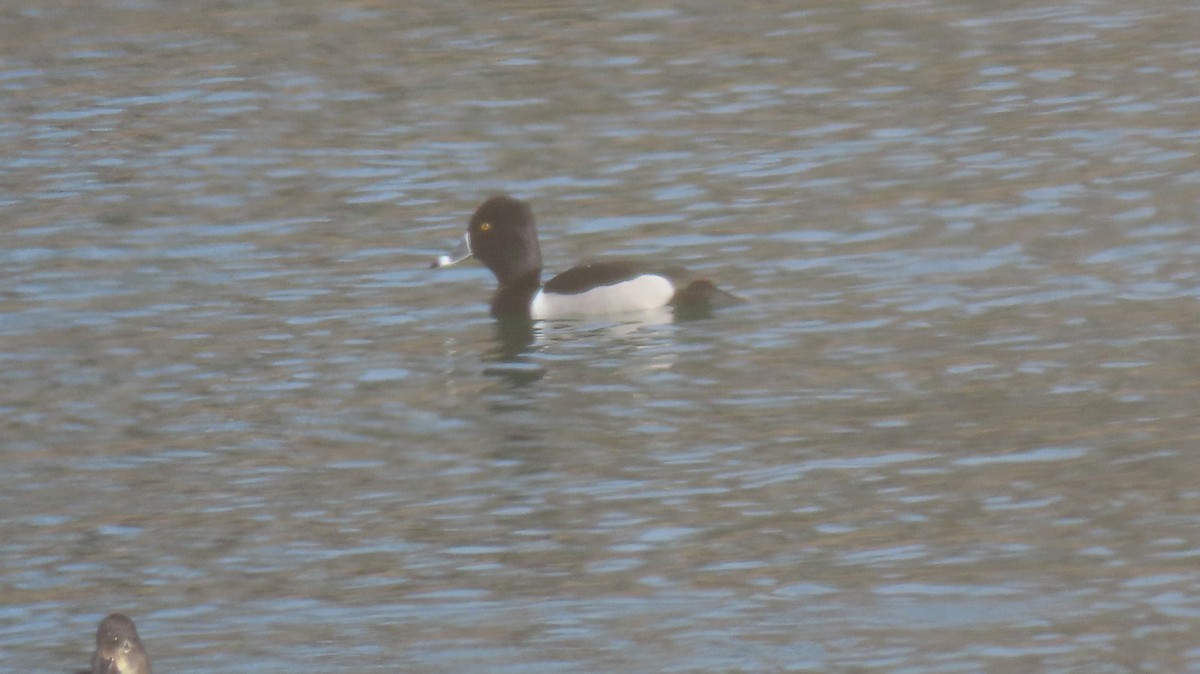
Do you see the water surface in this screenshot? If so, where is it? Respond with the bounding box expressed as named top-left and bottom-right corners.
top-left (3, 1), bottom-right (1200, 672)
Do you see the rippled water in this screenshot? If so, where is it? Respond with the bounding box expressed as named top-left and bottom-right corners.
top-left (4, 1), bottom-right (1200, 672)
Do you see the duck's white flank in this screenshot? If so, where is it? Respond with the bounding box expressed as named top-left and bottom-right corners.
top-left (530, 274), bottom-right (675, 319)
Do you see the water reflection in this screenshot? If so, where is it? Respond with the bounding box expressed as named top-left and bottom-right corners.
top-left (487, 315), bottom-right (538, 364)
top-left (485, 306), bottom-right (682, 359)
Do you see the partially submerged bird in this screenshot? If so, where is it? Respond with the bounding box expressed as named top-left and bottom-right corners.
top-left (433, 195), bottom-right (743, 319)
top-left (81, 614), bottom-right (152, 674)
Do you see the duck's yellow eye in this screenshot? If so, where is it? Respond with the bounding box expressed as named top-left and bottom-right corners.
top-left (479, 222), bottom-right (492, 232)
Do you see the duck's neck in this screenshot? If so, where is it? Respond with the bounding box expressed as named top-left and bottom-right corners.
top-left (490, 271), bottom-right (541, 317)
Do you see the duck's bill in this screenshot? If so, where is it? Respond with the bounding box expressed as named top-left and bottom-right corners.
top-left (431, 233), bottom-right (472, 268)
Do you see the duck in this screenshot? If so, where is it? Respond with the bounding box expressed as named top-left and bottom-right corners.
top-left (432, 195), bottom-right (742, 319)
top-left (79, 613), bottom-right (152, 674)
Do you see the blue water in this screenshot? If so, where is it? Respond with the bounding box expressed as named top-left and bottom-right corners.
top-left (3, 1), bottom-right (1200, 672)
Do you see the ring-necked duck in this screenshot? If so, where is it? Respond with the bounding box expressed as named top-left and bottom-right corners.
top-left (433, 195), bottom-right (743, 318)
top-left (79, 614), bottom-right (152, 674)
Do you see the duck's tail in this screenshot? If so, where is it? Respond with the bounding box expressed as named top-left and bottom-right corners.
top-left (671, 279), bottom-right (745, 309)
